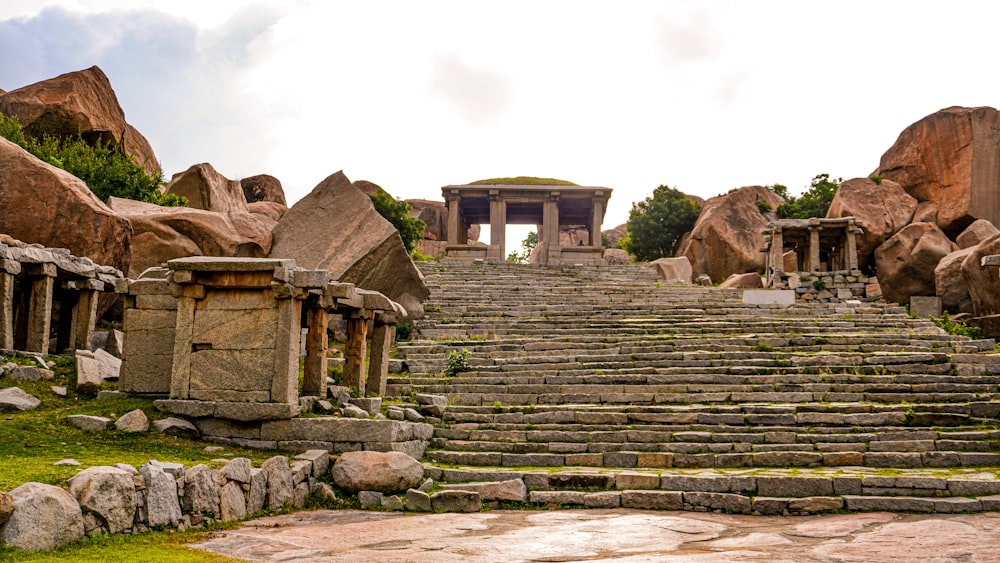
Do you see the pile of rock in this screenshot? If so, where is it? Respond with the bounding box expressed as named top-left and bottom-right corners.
top-left (0, 452), bottom-right (332, 551)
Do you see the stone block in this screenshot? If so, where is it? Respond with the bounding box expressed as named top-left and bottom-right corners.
top-left (614, 472), bottom-right (660, 490)
top-left (564, 453), bottom-right (603, 466)
top-left (295, 450), bottom-right (331, 478)
top-left (602, 452), bottom-right (638, 467)
top-left (933, 498), bottom-right (982, 513)
top-left (189, 349), bottom-right (275, 395)
top-left (787, 497), bottom-right (843, 513)
top-left (743, 290), bottom-right (795, 306)
top-left (213, 402), bottom-right (300, 422)
top-left (683, 492), bottom-right (751, 514)
top-left (548, 474), bottom-right (614, 490)
top-left (621, 490), bottom-right (683, 510)
top-left (583, 491), bottom-right (621, 508)
top-left (752, 497), bottom-right (789, 515)
top-left (153, 399), bottom-right (217, 418)
top-left (947, 480), bottom-right (1000, 496)
top-left (756, 476), bottom-right (833, 497)
top-left (430, 490), bottom-right (480, 512)
top-left (823, 452), bottom-right (864, 466)
top-left (843, 495), bottom-right (934, 512)
top-left (529, 491), bottom-right (586, 505)
top-left (405, 489), bottom-right (431, 512)
top-left (863, 452), bottom-right (923, 468)
top-left (909, 296), bottom-right (942, 318)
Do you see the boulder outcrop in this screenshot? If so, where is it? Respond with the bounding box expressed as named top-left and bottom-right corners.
top-left (679, 186), bottom-right (783, 282)
top-left (719, 272), bottom-right (764, 289)
top-left (331, 451), bottom-right (424, 493)
top-left (0, 482), bottom-right (84, 551)
top-left (407, 199), bottom-right (448, 241)
top-left (646, 257), bottom-right (692, 284)
top-left (165, 163), bottom-right (248, 214)
top-left (934, 247), bottom-right (975, 314)
top-left (0, 66), bottom-right (158, 175)
top-left (875, 222), bottom-right (955, 305)
top-left (0, 137), bottom-right (132, 276)
top-left (268, 171), bottom-right (429, 318)
top-left (602, 224), bottom-right (627, 248)
top-left (960, 234), bottom-right (1000, 316)
top-left (876, 106), bottom-right (1000, 236)
top-left (67, 466), bottom-right (136, 535)
top-left (956, 219), bottom-right (999, 249)
top-left (108, 197), bottom-right (275, 276)
top-left (825, 177), bottom-right (916, 268)
top-left (241, 174), bottom-right (286, 206)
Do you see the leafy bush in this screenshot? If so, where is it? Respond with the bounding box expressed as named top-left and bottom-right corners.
top-left (622, 185), bottom-right (701, 261)
top-left (445, 348), bottom-right (470, 377)
top-left (369, 189), bottom-right (426, 253)
top-left (0, 112), bottom-right (184, 207)
top-left (507, 231), bottom-right (539, 263)
top-left (770, 174), bottom-right (840, 219)
top-left (931, 311), bottom-right (983, 339)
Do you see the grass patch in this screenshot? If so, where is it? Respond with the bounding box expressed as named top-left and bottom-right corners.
top-left (0, 355), bottom-right (276, 490)
top-left (469, 176), bottom-right (577, 186)
top-left (0, 526), bottom-right (244, 562)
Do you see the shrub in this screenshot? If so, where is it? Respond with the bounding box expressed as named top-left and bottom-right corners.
top-left (368, 189), bottom-right (426, 253)
top-left (0, 112), bottom-right (184, 207)
top-left (622, 185), bottom-right (701, 261)
top-left (445, 348), bottom-right (470, 377)
top-left (771, 174), bottom-right (841, 219)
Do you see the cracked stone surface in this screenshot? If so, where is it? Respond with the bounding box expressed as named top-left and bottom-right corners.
top-left (191, 509), bottom-right (1000, 562)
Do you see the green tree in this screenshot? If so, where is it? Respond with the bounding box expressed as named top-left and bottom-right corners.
top-left (775, 174), bottom-right (840, 219)
top-left (506, 231), bottom-right (538, 263)
top-left (0, 112), bottom-right (184, 206)
top-left (622, 185), bottom-right (701, 262)
top-left (368, 189), bottom-right (426, 253)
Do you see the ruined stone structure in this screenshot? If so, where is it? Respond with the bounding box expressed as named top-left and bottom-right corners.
top-left (121, 257), bottom-right (404, 416)
top-left (0, 236), bottom-right (124, 354)
top-left (761, 217), bottom-right (880, 302)
top-left (441, 184), bottom-right (611, 265)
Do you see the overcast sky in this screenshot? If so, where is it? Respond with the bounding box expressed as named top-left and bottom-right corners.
top-left (2, 1), bottom-right (998, 238)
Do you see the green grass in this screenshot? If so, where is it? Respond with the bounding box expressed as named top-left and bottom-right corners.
top-left (0, 355), bottom-right (276, 490)
top-left (0, 526), bottom-right (243, 562)
top-left (469, 176), bottom-right (578, 186)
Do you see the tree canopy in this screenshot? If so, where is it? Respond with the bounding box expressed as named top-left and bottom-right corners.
top-left (621, 185), bottom-right (701, 262)
top-left (0, 111), bottom-right (185, 207)
top-left (772, 174), bottom-right (841, 219)
top-left (368, 189), bottom-right (426, 254)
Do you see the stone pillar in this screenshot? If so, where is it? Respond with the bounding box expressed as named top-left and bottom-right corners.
top-left (366, 322), bottom-right (395, 397)
top-left (70, 286), bottom-right (99, 352)
top-left (767, 226), bottom-right (783, 287)
top-left (543, 193), bottom-right (561, 264)
top-left (271, 295), bottom-right (302, 404)
top-left (487, 190), bottom-right (507, 260)
top-left (343, 314), bottom-right (370, 394)
top-left (446, 192), bottom-right (462, 245)
top-left (0, 270), bottom-right (15, 350)
top-left (301, 305), bottom-right (329, 398)
top-left (169, 295), bottom-right (197, 399)
top-left (24, 263), bottom-right (56, 354)
top-left (590, 195), bottom-right (605, 247)
top-left (808, 225), bottom-right (821, 273)
top-left (846, 221), bottom-right (860, 272)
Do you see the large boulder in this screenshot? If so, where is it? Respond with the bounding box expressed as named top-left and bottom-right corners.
top-left (407, 199), bottom-right (448, 241)
top-left (825, 177), bottom-right (916, 268)
top-left (67, 466), bottom-right (136, 534)
top-left (0, 137), bottom-right (132, 276)
top-left (331, 451), bottom-right (423, 494)
top-left (961, 234), bottom-right (1000, 316)
top-left (874, 222), bottom-right (955, 305)
top-left (956, 219), bottom-right (1000, 249)
top-left (875, 106), bottom-right (1000, 236)
top-left (268, 172), bottom-right (429, 318)
top-left (241, 174), bottom-right (286, 206)
top-left (165, 163), bottom-right (248, 214)
top-left (108, 197), bottom-right (275, 276)
top-left (679, 185), bottom-right (783, 281)
top-left (646, 257), bottom-right (692, 284)
top-left (602, 224), bottom-right (627, 248)
top-left (935, 247), bottom-right (975, 314)
top-left (247, 201), bottom-right (288, 222)
top-left (719, 272), bottom-right (764, 289)
top-left (0, 482), bottom-right (84, 551)
top-left (0, 66), bottom-right (158, 175)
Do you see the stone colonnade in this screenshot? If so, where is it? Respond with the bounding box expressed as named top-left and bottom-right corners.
top-left (763, 217), bottom-right (863, 287)
top-left (120, 257), bottom-right (404, 422)
top-left (0, 237), bottom-right (124, 355)
top-left (442, 184), bottom-right (612, 265)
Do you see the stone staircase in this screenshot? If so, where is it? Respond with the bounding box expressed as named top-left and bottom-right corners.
top-left (387, 262), bottom-right (1000, 512)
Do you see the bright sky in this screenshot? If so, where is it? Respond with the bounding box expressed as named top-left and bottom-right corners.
top-left (2, 1), bottom-right (998, 249)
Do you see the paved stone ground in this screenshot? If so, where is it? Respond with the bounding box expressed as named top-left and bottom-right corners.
top-left (192, 509), bottom-right (1000, 562)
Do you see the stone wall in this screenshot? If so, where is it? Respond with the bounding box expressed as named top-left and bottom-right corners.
top-left (770, 271), bottom-right (883, 304)
top-left (0, 452), bottom-right (332, 551)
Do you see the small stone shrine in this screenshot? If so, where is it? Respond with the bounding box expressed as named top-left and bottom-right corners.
top-left (762, 217), bottom-right (882, 302)
top-left (441, 183), bottom-right (612, 265)
top-left (0, 235), bottom-right (124, 354)
top-left (121, 257), bottom-right (404, 421)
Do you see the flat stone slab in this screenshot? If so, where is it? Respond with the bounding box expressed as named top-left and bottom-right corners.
top-left (743, 289), bottom-right (796, 306)
top-left (191, 509), bottom-right (1000, 562)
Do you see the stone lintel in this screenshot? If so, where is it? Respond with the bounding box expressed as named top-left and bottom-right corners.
top-left (167, 256), bottom-right (297, 272)
top-left (153, 399), bottom-right (301, 421)
top-left (0, 259), bottom-right (21, 275)
top-left (324, 281), bottom-right (356, 299)
top-left (23, 262), bottom-right (57, 277)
